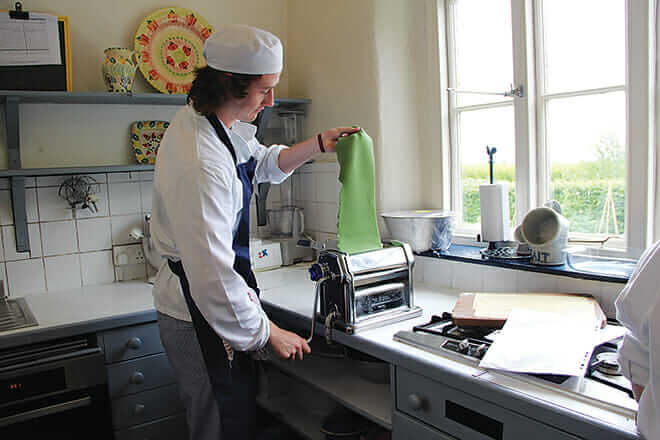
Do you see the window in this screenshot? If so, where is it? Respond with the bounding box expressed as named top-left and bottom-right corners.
top-left (443, 0), bottom-right (652, 253)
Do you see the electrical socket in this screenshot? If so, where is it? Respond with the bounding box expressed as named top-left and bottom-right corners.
top-left (113, 244), bottom-right (146, 266)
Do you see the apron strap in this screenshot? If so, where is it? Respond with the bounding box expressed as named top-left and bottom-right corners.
top-left (206, 113), bottom-right (238, 166)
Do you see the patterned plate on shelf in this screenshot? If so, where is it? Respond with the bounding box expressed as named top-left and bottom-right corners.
top-left (131, 120), bottom-right (169, 164)
top-left (135, 7), bottom-right (214, 94)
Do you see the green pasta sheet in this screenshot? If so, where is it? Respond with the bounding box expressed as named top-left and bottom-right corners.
top-left (335, 128), bottom-right (382, 254)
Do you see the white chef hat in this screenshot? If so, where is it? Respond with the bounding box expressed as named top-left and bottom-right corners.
top-left (203, 24), bottom-right (283, 75)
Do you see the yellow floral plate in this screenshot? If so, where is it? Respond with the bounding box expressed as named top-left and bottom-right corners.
top-left (131, 120), bottom-right (169, 164)
top-left (135, 7), bottom-right (214, 94)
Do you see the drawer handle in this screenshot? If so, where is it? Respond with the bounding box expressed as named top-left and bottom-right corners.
top-left (134, 404), bottom-right (145, 415)
top-left (126, 337), bottom-right (143, 350)
top-left (130, 371), bottom-right (145, 385)
top-left (408, 393), bottom-right (425, 411)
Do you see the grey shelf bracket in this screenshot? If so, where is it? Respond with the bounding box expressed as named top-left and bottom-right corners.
top-left (6, 96), bottom-right (20, 169)
top-left (10, 177), bottom-right (28, 252)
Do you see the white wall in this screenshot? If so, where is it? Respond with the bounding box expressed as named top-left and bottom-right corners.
top-left (287, 0), bottom-right (445, 215)
top-left (0, 0), bottom-right (289, 168)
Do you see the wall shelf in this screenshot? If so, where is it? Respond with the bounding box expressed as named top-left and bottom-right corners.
top-left (0, 164), bottom-right (154, 178)
top-left (1, 90), bottom-right (310, 252)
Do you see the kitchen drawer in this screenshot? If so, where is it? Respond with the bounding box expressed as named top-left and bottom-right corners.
top-left (112, 384), bottom-right (184, 430)
top-left (108, 353), bottom-right (176, 398)
top-left (396, 368), bottom-right (581, 440)
top-left (114, 412), bottom-right (188, 440)
top-left (103, 322), bottom-right (165, 363)
top-left (393, 411), bottom-right (457, 440)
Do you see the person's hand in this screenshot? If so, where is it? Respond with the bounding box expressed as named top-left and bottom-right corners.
top-left (268, 321), bottom-right (311, 360)
top-left (319, 126), bottom-right (361, 152)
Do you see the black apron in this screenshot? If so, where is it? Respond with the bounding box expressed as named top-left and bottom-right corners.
top-left (168, 113), bottom-right (261, 439)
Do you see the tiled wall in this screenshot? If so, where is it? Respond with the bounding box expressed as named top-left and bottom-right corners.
top-left (0, 171), bottom-right (154, 297)
top-left (289, 161), bottom-right (340, 243)
top-left (413, 256), bottom-right (624, 318)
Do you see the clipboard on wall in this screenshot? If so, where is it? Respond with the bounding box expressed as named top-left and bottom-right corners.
top-left (0, 9), bottom-right (72, 91)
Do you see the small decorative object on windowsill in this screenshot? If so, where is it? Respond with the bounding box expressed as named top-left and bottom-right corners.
top-left (58, 176), bottom-right (100, 214)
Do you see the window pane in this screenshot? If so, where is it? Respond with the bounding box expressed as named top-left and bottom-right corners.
top-left (541, 0), bottom-right (625, 94)
top-left (453, 0), bottom-right (513, 107)
top-left (547, 92), bottom-right (626, 235)
top-left (459, 106), bottom-right (515, 226)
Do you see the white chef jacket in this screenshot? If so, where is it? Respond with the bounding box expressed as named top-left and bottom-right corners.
top-left (615, 240), bottom-right (660, 440)
top-left (151, 104), bottom-right (290, 352)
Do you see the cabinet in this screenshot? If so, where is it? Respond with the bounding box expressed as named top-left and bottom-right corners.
top-left (99, 321), bottom-right (187, 439)
top-left (0, 91), bottom-right (310, 252)
top-left (394, 366), bottom-right (581, 440)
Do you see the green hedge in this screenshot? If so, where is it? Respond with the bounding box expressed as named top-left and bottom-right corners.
top-left (462, 179), bottom-right (625, 234)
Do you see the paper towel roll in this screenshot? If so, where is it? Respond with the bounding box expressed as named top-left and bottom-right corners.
top-left (479, 183), bottom-right (510, 242)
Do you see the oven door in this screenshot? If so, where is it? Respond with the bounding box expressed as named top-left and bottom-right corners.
top-left (0, 338), bottom-right (113, 440)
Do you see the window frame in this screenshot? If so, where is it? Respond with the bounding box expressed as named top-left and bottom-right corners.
top-left (442, 0), bottom-right (656, 256)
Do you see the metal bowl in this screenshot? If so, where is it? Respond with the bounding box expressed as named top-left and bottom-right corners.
top-left (381, 210), bottom-right (457, 253)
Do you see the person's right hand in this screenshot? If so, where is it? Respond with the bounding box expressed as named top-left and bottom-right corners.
top-left (268, 321), bottom-right (311, 360)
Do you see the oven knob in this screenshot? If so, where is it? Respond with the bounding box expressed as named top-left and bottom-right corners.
top-left (408, 393), bottom-right (426, 411)
top-left (134, 404), bottom-right (145, 415)
top-left (127, 337), bottom-right (143, 350)
top-left (458, 339), bottom-right (470, 354)
top-left (130, 371), bottom-right (145, 385)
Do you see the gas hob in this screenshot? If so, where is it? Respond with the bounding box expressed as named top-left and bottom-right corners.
top-left (393, 313), bottom-right (637, 415)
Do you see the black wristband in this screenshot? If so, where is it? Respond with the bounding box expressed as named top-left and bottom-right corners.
top-left (317, 133), bottom-right (325, 153)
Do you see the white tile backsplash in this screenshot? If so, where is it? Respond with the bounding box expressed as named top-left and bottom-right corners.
top-left (516, 271), bottom-right (560, 292)
top-left (45, 254), bottom-right (82, 291)
top-left (317, 203), bottom-right (338, 233)
top-left (81, 251), bottom-right (115, 285)
top-left (482, 266), bottom-right (518, 292)
top-left (2, 224), bottom-right (41, 260)
top-left (26, 188), bottom-right (38, 222)
top-left (301, 173), bottom-right (317, 202)
top-left (140, 181), bottom-right (153, 213)
top-left (0, 191), bottom-right (13, 225)
top-left (37, 187), bottom-right (73, 221)
top-left (7, 259), bottom-right (46, 296)
top-left (317, 173), bottom-right (341, 203)
top-left (115, 263), bottom-right (146, 281)
top-left (107, 172), bottom-right (141, 183)
top-left (77, 217), bottom-right (112, 252)
top-left (36, 175), bottom-right (72, 187)
top-left (108, 182), bottom-right (141, 216)
top-left (42, 221), bottom-right (78, 256)
top-left (0, 172), bottom-right (156, 294)
top-left (452, 261), bottom-right (484, 292)
top-left (111, 215), bottom-right (143, 245)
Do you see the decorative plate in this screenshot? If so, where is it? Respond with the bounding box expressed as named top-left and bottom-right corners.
top-left (131, 120), bottom-right (169, 164)
top-left (135, 7), bottom-right (214, 94)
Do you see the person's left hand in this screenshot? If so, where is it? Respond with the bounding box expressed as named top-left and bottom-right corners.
top-left (319, 126), bottom-right (361, 152)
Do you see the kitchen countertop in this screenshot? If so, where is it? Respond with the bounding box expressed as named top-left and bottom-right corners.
top-left (0, 266), bottom-right (640, 440)
top-left (0, 281), bottom-right (156, 350)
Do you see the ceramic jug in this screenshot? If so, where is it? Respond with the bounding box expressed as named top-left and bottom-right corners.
top-left (520, 202), bottom-right (569, 266)
top-left (102, 48), bottom-right (138, 93)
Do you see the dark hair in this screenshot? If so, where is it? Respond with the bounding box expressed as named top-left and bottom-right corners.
top-left (187, 66), bottom-right (262, 116)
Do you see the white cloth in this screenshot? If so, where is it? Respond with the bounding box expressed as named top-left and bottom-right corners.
top-left (615, 240), bottom-right (660, 440)
top-left (151, 104), bottom-right (290, 351)
top-left (203, 24), bottom-right (283, 74)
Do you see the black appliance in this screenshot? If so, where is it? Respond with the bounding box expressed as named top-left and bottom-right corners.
top-left (0, 335), bottom-right (112, 439)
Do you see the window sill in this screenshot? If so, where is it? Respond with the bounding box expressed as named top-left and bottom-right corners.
top-left (417, 244), bottom-right (630, 284)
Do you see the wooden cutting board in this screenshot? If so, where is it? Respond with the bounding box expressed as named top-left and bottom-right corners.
top-left (452, 292), bottom-right (607, 329)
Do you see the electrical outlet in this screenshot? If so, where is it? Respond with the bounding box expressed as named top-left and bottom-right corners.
top-left (113, 244), bottom-right (146, 266)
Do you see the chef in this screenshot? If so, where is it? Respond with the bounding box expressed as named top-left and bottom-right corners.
top-left (615, 241), bottom-right (660, 439)
top-left (150, 24), bottom-right (359, 440)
